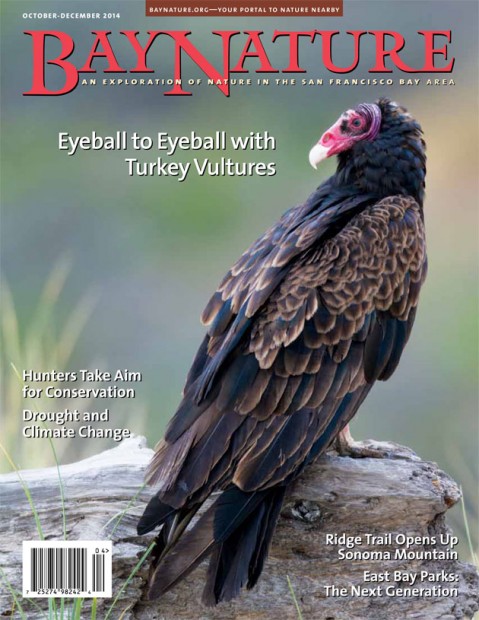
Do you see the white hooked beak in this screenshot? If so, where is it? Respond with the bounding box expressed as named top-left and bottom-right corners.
top-left (308, 142), bottom-right (330, 170)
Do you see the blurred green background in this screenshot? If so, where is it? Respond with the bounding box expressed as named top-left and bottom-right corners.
top-left (1, 1), bottom-right (478, 558)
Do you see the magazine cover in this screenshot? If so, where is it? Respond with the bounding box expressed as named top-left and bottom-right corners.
top-left (1, 0), bottom-right (478, 618)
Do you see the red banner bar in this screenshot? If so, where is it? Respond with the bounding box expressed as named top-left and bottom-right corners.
top-left (146, 1), bottom-right (343, 17)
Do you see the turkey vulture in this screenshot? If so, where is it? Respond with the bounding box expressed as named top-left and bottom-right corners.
top-left (138, 97), bottom-right (427, 604)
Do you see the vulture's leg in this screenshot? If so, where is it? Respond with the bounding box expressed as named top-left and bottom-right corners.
top-left (334, 424), bottom-right (391, 459)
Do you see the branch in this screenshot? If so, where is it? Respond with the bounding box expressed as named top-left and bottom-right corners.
top-left (1, 436), bottom-right (477, 619)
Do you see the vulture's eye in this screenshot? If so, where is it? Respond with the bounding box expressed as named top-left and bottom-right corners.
top-left (352, 118), bottom-right (362, 128)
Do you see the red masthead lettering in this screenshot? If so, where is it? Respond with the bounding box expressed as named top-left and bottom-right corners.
top-left (321, 31), bottom-right (366, 73)
top-left (163, 30), bottom-right (239, 95)
top-left (79, 31), bottom-right (126, 73)
top-left (370, 31), bottom-right (415, 72)
top-left (418, 30), bottom-right (454, 72)
top-left (370, 30), bottom-right (454, 72)
top-left (24, 31), bottom-right (78, 96)
top-left (23, 29), bottom-right (455, 96)
top-left (231, 31), bottom-right (278, 73)
top-left (272, 31), bottom-right (317, 73)
top-left (120, 31), bottom-right (161, 73)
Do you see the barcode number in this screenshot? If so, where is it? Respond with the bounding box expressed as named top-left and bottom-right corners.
top-left (23, 541), bottom-right (112, 598)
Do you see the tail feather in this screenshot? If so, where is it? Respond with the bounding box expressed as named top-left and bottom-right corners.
top-left (147, 486), bottom-right (278, 601)
top-left (137, 495), bottom-right (177, 536)
top-left (203, 486), bottom-right (286, 605)
top-left (203, 503), bottom-right (266, 605)
top-left (151, 506), bottom-right (199, 562)
top-left (247, 487), bottom-right (286, 589)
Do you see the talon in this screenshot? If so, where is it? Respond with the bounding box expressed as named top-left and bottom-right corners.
top-left (334, 425), bottom-right (389, 459)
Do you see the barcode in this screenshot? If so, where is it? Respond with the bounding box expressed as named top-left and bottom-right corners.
top-left (92, 554), bottom-right (105, 592)
top-left (23, 541), bottom-right (112, 598)
top-left (31, 547), bottom-right (87, 591)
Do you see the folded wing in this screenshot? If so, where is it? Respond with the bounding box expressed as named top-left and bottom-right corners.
top-left (138, 193), bottom-right (427, 602)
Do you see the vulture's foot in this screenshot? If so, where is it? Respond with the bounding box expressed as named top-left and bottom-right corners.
top-left (334, 425), bottom-right (392, 459)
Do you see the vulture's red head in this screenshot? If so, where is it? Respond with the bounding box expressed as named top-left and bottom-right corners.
top-left (309, 103), bottom-right (381, 169)
top-left (309, 99), bottom-right (426, 206)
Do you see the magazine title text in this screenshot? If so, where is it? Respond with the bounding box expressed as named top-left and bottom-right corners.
top-left (24, 29), bottom-right (454, 96)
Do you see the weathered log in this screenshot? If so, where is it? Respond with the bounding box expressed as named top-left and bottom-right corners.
top-left (0, 435), bottom-right (477, 619)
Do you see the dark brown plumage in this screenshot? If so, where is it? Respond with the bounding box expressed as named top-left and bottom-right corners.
top-left (138, 98), bottom-right (427, 604)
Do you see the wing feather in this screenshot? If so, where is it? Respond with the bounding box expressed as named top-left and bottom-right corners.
top-left (145, 193), bottom-right (427, 525)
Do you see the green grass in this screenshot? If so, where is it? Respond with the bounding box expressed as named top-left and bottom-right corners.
top-left (445, 444), bottom-right (479, 567)
top-left (1, 260), bottom-right (97, 470)
top-left (1, 438), bottom-right (152, 619)
top-left (10, 362), bottom-right (67, 540)
top-left (0, 262), bottom-right (152, 618)
top-left (287, 575), bottom-right (304, 620)
top-left (1, 261), bottom-right (148, 473)
top-left (0, 440), bottom-right (44, 540)
top-left (460, 488), bottom-right (478, 568)
top-left (104, 542), bottom-right (155, 620)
